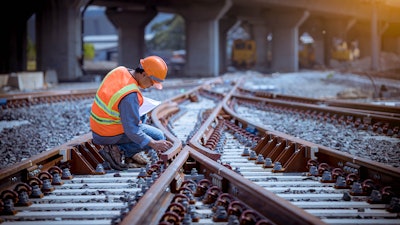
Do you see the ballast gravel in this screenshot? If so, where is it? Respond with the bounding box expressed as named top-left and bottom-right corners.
top-left (1, 70), bottom-right (399, 169)
top-left (0, 89), bottom-right (184, 169)
top-left (234, 103), bottom-right (400, 168)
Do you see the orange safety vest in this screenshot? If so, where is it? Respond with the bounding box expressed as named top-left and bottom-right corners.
top-left (90, 66), bottom-right (143, 136)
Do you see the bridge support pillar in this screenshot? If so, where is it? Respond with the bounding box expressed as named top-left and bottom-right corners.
top-left (106, 7), bottom-right (157, 68)
top-left (382, 24), bottom-right (400, 55)
top-left (179, 0), bottom-right (232, 77)
top-left (253, 21), bottom-right (270, 72)
top-left (219, 16), bottom-right (237, 74)
top-left (36, 0), bottom-right (90, 82)
top-left (370, 4), bottom-right (380, 71)
top-left (0, 1), bottom-right (37, 74)
top-left (269, 11), bottom-right (309, 72)
top-left (234, 7), bottom-right (273, 73)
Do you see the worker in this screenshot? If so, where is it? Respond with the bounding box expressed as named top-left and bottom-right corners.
top-left (89, 55), bottom-right (173, 170)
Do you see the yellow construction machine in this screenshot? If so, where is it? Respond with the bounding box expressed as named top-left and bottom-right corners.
top-left (231, 39), bottom-right (256, 69)
top-left (298, 43), bottom-right (316, 68)
top-left (331, 41), bottom-right (360, 61)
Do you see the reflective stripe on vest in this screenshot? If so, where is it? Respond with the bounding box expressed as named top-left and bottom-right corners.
top-left (90, 66), bottom-right (143, 136)
top-left (91, 83), bottom-right (139, 125)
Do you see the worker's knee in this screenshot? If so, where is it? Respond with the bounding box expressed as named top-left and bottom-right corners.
top-left (141, 124), bottom-right (165, 140)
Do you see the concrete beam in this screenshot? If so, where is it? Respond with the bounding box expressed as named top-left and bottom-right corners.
top-left (0, 0), bottom-right (41, 73)
top-left (235, 0), bottom-right (400, 23)
top-left (371, 4), bottom-right (379, 71)
top-left (92, 0), bottom-right (400, 23)
top-left (269, 11), bottom-right (309, 72)
top-left (106, 7), bottom-right (157, 67)
top-left (178, 0), bottom-right (232, 77)
top-left (36, 0), bottom-right (90, 82)
top-left (220, 16), bottom-right (238, 73)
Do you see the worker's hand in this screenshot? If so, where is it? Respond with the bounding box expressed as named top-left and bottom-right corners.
top-left (148, 139), bottom-right (173, 153)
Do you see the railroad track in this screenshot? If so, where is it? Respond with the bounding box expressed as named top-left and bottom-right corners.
top-left (0, 90), bottom-right (97, 109)
top-left (159, 79), bottom-right (400, 224)
top-left (237, 87), bottom-right (400, 137)
top-left (0, 79), bottom-right (201, 110)
top-left (1, 76), bottom-right (399, 225)
top-left (238, 87), bottom-right (400, 116)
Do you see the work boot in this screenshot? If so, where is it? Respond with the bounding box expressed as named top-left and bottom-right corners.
top-left (98, 149), bottom-right (124, 171)
top-left (127, 162), bottom-right (143, 168)
top-left (131, 152), bottom-right (149, 165)
top-left (125, 158), bottom-right (145, 168)
top-left (104, 145), bottom-right (128, 169)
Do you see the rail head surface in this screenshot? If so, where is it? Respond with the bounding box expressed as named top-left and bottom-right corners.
top-left (150, 85), bottom-right (204, 163)
top-left (120, 147), bottom-right (190, 225)
top-left (187, 78), bottom-right (243, 161)
top-left (151, 102), bottom-right (183, 163)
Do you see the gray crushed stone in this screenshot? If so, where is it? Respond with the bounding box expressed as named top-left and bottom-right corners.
top-left (1, 70), bottom-right (399, 169)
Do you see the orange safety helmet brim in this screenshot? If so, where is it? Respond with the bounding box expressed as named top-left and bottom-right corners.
top-left (140, 56), bottom-right (168, 89)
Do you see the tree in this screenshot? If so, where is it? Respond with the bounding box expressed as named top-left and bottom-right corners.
top-left (146, 14), bottom-right (185, 51)
top-left (83, 43), bottom-right (95, 60)
top-left (27, 37), bottom-right (36, 70)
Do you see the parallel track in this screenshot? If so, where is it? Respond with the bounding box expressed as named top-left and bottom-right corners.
top-left (238, 87), bottom-right (400, 116)
top-left (0, 90), bottom-right (97, 109)
top-left (1, 77), bottom-right (399, 225)
top-left (237, 87), bottom-right (400, 137)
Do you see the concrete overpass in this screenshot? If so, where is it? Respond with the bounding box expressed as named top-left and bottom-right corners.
top-left (1, 0), bottom-right (400, 81)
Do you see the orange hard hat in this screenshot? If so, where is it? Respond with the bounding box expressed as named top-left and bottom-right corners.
top-left (140, 55), bottom-right (168, 89)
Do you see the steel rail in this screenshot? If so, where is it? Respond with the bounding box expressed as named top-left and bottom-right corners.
top-left (0, 79), bottom-right (203, 109)
top-left (0, 90), bottom-right (97, 109)
top-left (0, 118), bottom-right (319, 224)
top-left (158, 82), bottom-right (400, 224)
top-left (238, 87), bottom-right (400, 117)
top-left (222, 103), bottom-right (400, 188)
top-left (187, 146), bottom-right (324, 225)
top-left (231, 94), bottom-right (400, 137)
top-left (1, 77), bottom-right (399, 224)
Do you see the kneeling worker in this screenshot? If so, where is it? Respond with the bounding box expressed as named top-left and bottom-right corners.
top-left (89, 55), bottom-right (173, 170)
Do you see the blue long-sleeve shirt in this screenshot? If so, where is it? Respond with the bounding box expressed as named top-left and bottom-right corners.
top-left (92, 92), bottom-right (151, 147)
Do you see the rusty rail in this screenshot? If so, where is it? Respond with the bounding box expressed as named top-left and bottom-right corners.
top-left (231, 94), bottom-right (400, 138)
top-left (1, 77), bottom-right (399, 224)
top-left (238, 87), bottom-right (400, 117)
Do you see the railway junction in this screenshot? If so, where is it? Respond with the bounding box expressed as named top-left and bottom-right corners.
top-left (1, 0), bottom-right (400, 224)
top-left (0, 69), bottom-right (400, 225)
